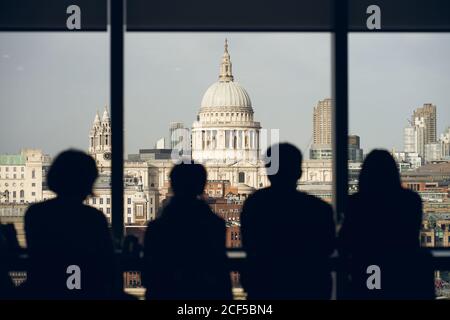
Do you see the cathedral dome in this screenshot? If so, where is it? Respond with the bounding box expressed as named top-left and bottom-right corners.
top-left (199, 39), bottom-right (252, 111)
top-left (200, 81), bottom-right (252, 109)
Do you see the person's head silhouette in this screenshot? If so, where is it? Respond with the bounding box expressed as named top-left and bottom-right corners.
top-left (358, 149), bottom-right (401, 195)
top-left (170, 162), bottom-right (207, 198)
top-left (47, 149), bottom-right (98, 201)
top-left (266, 143), bottom-right (302, 189)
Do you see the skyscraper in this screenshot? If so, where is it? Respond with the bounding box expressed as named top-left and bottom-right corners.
top-left (313, 98), bottom-right (332, 145)
top-left (440, 127), bottom-right (450, 158)
top-left (310, 98), bottom-right (332, 160)
top-left (404, 126), bottom-right (416, 153)
top-left (403, 103), bottom-right (438, 164)
top-left (348, 135), bottom-right (363, 162)
top-left (169, 122), bottom-right (184, 149)
top-left (412, 103), bottom-right (437, 144)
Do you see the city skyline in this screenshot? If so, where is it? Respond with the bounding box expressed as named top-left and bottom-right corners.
top-left (0, 33), bottom-right (449, 156)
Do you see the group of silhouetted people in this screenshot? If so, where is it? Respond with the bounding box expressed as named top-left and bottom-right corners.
top-left (0, 144), bottom-right (435, 300)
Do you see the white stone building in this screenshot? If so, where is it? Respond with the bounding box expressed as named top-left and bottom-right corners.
top-left (87, 108), bottom-right (159, 225)
top-left (1, 40), bottom-right (336, 228)
top-left (89, 107), bottom-right (112, 171)
top-left (192, 40), bottom-right (262, 166)
top-left (0, 149), bottom-right (47, 204)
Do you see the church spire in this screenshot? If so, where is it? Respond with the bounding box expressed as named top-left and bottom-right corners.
top-left (102, 105), bottom-right (110, 122)
top-left (93, 111), bottom-right (101, 124)
top-left (219, 38), bottom-right (234, 82)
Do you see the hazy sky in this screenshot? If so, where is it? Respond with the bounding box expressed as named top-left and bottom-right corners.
top-left (0, 32), bottom-right (449, 157)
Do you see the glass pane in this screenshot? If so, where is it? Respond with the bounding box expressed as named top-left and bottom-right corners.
top-left (349, 33), bottom-right (450, 298)
top-left (0, 32), bottom-right (109, 286)
top-left (125, 32), bottom-right (332, 298)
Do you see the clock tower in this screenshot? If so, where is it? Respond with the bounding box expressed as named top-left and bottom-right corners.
top-left (89, 107), bottom-right (112, 170)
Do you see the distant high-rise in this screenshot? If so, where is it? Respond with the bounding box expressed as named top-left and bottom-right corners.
top-left (403, 126), bottom-right (416, 153)
top-left (310, 98), bottom-right (332, 160)
top-left (313, 98), bottom-right (332, 145)
top-left (403, 103), bottom-right (437, 164)
top-left (425, 143), bottom-right (443, 163)
top-left (414, 117), bottom-right (427, 161)
top-left (440, 127), bottom-right (450, 158)
top-left (348, 135), bottom-right (363, 162)
top-left (169, 122), bottom-right (184, 149)
top-left (412, 103), bottom-right (437, 144)
top-left (155, 137), bottom-right (165, 149)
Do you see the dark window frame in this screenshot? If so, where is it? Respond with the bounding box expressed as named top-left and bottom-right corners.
top-left (1, 0), bottom-right (448, 251)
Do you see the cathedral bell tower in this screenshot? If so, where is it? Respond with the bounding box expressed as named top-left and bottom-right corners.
top-left (89, 106), bottom-right (112, 170)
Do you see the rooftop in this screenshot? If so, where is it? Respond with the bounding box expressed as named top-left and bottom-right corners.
top-left (0, 154), bottom-right (26, 166)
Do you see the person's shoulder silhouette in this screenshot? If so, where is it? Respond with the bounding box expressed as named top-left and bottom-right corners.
top-left (338, 149), bottom-right (435, 299)
top-left (0, 224), bottom-right (18, 299)
top-left (23, 149), bottom-right (116, 299)
top-left (143, 162), bottom-right (232, 300)
top-left (241, 143), bottom-right (335, 299)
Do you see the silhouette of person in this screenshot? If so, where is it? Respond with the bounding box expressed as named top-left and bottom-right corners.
top-left (143, 162), bottom-right (232, 300)
top-left (338, 150), bottom-right (435, 299)
top-left (22, 150), bottom-right (117, 299)
top-left (241, 143), bottom-right (336, 299)
top-left (0, 224), bottom-right (17, 299)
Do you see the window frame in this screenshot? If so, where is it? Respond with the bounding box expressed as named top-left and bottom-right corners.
top-left (1, 0), bottom-right (448, 251)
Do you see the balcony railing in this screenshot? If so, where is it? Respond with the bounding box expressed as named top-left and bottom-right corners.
top-left (4, 248), bottom-right (450, 297)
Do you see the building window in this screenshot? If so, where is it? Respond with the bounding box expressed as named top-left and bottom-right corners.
top-left (106, 208), bottom-right (111, 214)
top-left (127, 197), bottom-right (131, 205)
top-left (127, 207), bottom-right (131, 214)
top-left (32, 169), bottom-right (35, 179)
top-left (21, 167), bottom-right (24, 172)
top-left (20, 190), bottom-right (24, 198)
top-left (238, 172), bottom-right (245, 183)
top-left (31, 183), bottom-right (36, 187)
top-left (13, 167), bottom-right (16, 172)
top-left (93, 198), bottom-right (96, 204)
top-left (107, 197), bottom-right (110, 204)
top-left (100, 198), bottom-right (103, 204)
top-left (136, 205), bottom-right (144, 217)
top-left (12, 191), bottom-right (16, 198)
top-left (427, 236), bottom-right (432, 243)
top-left (31, 192), bottom-right (36, 196)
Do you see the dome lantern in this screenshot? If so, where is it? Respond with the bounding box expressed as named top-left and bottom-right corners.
top-left (219, 38), bottom-right (234, 82)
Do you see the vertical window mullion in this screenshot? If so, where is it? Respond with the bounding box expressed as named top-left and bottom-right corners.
top-left (333, 0), bottom-right (349, 300)
top-left (110, 0), bottom-right (125, 246)
top-left (332, 0), bottom-right (349, 225)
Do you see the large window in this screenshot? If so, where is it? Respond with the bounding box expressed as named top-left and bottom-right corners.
top-left (124, 32), bottom-right (332, 292)
top-left (1, 0), bottom-right (450, 299)
top-left (349, 33), bottom-right (450, 297)
top-left (0, 32), bottom-right (110, 246)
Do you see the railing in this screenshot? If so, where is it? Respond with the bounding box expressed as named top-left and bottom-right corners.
top-left (5, 248), bottom-right (450, 272)
top-left (4, 248), bottom-right (450, 299)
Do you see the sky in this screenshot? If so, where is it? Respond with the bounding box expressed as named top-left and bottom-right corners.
top-left (0, 32), bottom-right (449, 157)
